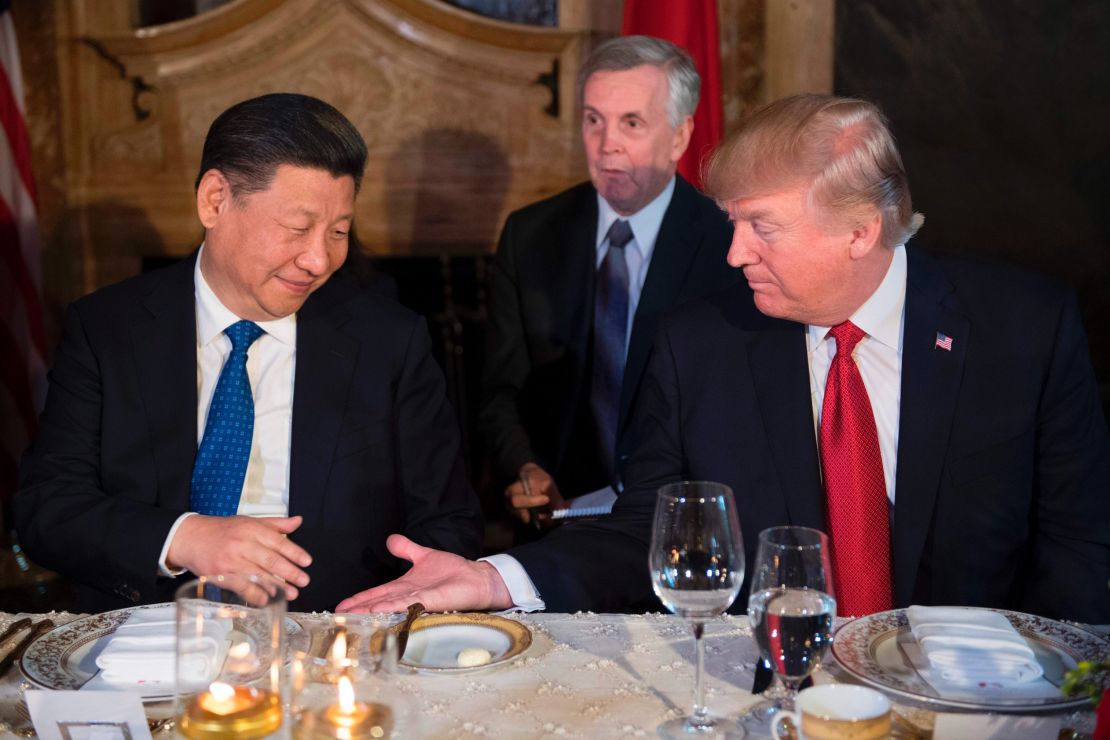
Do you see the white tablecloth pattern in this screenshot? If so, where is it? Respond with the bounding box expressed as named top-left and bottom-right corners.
top-left (0, 611), bottom-right (1100, 738)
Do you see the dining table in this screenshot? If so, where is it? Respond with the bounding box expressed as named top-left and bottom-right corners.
top-left (0, 609), bottom-right (1104, 738)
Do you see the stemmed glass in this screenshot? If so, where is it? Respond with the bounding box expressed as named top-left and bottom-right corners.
top-left (650, 481), bottom-right (746, 739)
top-left (746, 526), bottom-right (836, 715)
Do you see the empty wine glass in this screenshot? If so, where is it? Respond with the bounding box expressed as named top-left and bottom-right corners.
top-left (650, 481), bottom-right (746, 739)
top-left (746, 526), bottom-right (835, 715)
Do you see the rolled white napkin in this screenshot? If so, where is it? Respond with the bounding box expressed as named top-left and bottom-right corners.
top-left (95, 606), bottom-right (231, 687)
top-left (906, 605), bottom-right (1043, 686)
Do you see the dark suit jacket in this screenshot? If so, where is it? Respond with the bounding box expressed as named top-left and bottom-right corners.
top-left (15, 254), bottom-right (482, 613)
top-left (479, 176), bottom-right (737, 493)
top-left (512, 246), bottom-right (1110, 623)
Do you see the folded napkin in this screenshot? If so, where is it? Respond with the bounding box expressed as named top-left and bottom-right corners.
top-left (906, 606), bottom-right (1043, 686)
top-left (94, 606), bottom-right (231, 687)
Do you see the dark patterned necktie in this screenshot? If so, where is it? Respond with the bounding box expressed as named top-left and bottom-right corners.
top-left (590, 219), bottom-right (634, 483)
top-left (819, 321), bottom-right (893, 616)
top-left (190, 320), bottom-right (264, 516)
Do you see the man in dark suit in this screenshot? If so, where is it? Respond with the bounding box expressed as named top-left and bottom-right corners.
top-left (339, 95), bottom-right (1110, 624)
top-left (14, 93), bottom-right (482, 613)
top-left (481, 35), bottom-right (735, 524)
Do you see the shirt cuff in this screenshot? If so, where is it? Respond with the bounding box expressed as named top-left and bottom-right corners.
top-left (158, 512), bottom-right (197, 577)
top-left (479, 554), bottom-right (546, 612)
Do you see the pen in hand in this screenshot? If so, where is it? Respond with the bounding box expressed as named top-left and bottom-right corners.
top-left (521, 471), bottom-right (544, 530)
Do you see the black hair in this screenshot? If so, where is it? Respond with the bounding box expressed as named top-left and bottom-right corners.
top-left (194, 93), bottom-right (368, 197)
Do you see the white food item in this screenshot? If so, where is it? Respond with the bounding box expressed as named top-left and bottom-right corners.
top-left (456, 647), bottom-right (493, 667)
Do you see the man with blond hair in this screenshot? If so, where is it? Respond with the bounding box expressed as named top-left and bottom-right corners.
top-left (339, 94), bottom-right (1110, 623)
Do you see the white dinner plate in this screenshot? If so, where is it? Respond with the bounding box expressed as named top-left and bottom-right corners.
top-left (375, 613), bottom-right (533, 673)
top-left (19, 603), bottom-right (309, 702)
top-left (831, 607), bottom-right (1109, 712)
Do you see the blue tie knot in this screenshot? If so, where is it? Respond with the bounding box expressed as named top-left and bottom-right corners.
top-left (226, 320), bottom-right (264, 354)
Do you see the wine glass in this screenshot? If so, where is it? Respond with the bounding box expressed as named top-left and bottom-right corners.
top-left (746, 526), bottom-right (835, 715)
top-left (650, 481), bottom-right (746, 739)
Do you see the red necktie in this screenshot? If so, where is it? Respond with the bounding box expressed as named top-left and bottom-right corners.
top-left (819, 321), bottom-right (893, 616)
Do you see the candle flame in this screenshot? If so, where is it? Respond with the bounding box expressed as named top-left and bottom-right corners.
top-left (228, 641), bottom-right (251, 658)
top-left (331, 629), bottom-right (348, 662)
top-left (337, 674), bottom-right (355, 713)
top-left (209, 682), bottom-right (235, 701)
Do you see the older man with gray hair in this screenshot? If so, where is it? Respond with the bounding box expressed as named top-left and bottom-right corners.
top-left (341, 94), bottom-right (1110, 624)
top-left (477, 35), bottom-right (736, 534)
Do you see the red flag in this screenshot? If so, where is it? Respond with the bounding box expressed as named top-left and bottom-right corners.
top-left (0, 0), bottom-right (47, 511)
top-left (622, 0), bottom-right (722, 189)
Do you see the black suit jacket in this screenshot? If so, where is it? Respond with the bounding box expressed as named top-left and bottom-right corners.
top-left (478, 176), bottom-right (737, 493)
top-left (512, 247), bottom-right (1110, 623)
top-left (15, 254), bottom-right (482, 613)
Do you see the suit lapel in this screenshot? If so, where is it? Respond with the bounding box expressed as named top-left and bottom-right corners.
top-left (548, 192), bottom-right (599, 460)
top-left (287, 278), bottom-right (358, 525)
top-left (132, 255), bottom-right (199, 511)
top-left (620, 178), bottom-right (704, 432)
top-left (742, 309), bottom-right (826, 529)
top-left (891, 247), bottom-right (968, 605)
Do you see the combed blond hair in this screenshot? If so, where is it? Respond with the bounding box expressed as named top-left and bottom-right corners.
top-left (704, 94), bottom-right (923, 247)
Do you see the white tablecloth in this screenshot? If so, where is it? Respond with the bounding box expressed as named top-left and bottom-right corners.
top-left (0, 611), bottom-right (1100, 738)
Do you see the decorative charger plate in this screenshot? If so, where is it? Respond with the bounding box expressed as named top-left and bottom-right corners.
top-left (20, 603), bottom-right (309, 702)
top-left (373, 612), bottom-right (533, 673)
top-left (831, 607), bottom-right (1110, 711)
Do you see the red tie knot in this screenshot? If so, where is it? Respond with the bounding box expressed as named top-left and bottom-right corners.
top-left (828, 321), bottom-right (866, 357)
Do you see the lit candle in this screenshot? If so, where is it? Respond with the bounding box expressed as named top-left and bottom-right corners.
top-left (180, 681), bottom-right (283, 740)
top-left (298, 674), bottom-right (393, 739)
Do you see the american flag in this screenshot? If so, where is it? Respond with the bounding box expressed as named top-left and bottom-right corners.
top-left (0, 0), bottom-right (47, 511)
top-left (935, 332), bottom-right (953, 352)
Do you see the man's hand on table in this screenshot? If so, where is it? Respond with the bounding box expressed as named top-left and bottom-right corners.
top-left (336, 534), bottom-right (513, 613)
top-left (506, 462), bottom-right (566, 525)
top-left (167, 514), bottom-right (312, 601)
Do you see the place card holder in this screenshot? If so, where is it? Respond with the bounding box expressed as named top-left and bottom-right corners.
top-left (174, 575), bottom-right (286, 740)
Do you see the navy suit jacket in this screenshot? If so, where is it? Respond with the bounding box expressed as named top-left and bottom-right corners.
top-left (478, 176), bottom-right (737, 493)
top-left (512, 246), bottom-right (1110, 623)
top-left (15, 254), bottom-right (482, 613)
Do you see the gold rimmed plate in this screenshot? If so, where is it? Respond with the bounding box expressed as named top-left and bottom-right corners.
top-left (831, 607), bottom-right (1110, 712)
top-left (19, 603), bottom-right (309, 703)
top-left (373, 613), bottom-right (533, 673)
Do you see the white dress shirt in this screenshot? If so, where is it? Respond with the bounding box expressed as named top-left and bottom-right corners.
top-left (807, 244), bottom-right (907, 503)
top-left (157, 247), bottom-right (297, 574)
top-left (487, 244), bottom-right (910, 610)
top-left (484, 179), bottom-right (677, 611)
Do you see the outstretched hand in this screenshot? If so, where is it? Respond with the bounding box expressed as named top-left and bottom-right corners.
top-left (336, 534), bottom-right (513, 613)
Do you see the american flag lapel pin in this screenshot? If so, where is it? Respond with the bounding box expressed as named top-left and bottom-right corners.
top-left (935, 332), bottom-right (953, 351)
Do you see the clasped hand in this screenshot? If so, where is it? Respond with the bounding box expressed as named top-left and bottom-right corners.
top-left (166, 514), bottom-right (312, 601)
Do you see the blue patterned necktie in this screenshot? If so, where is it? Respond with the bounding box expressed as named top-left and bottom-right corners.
top-left (190, 320), bottom-right (265, 516)
top-left (590, 219), bottom-right (633, 483)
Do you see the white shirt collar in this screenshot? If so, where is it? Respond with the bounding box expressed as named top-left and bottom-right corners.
top-left (595, 175), bottom-right (676, 256)
top-left (194, 244), bottom-right (297, 348)
top-left (807, 244), bottom-right (907, 353)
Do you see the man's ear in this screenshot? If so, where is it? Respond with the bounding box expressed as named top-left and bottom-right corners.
top-left (196, 169), bottom-right (233, 229)
top-left (847, 211), bottom-right (884, 260)
top-left (671, 115), bottom-right (694, 162)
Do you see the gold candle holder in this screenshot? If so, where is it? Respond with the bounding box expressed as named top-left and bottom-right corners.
top-left (175, 575), bottom-right (286, 739)
top-left (297, 673), bottom-right (393, 739)
top-left (291, 617), bottom-right (403, 739)
top-left (180, 682), bottom-right (283, 739)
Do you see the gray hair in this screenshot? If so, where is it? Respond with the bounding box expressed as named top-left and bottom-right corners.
top-left (578, 35), bottom-right (700, 128)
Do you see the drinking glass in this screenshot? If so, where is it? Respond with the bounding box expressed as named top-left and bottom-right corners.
top-left (746, 526), bottom-right (835, 714)
top-left (650, 481), bottom-right (745, 739)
